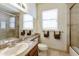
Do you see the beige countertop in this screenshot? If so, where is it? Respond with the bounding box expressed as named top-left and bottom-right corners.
top-left (17, 39), bottom-right (38, 56)
top-left (0, 36), bottom-right (38, 56)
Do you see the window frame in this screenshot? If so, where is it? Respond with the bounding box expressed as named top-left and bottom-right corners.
top-left (42, 9), bottom-right (58, 31)
top-left (23, 14), bottom-right (34, 30)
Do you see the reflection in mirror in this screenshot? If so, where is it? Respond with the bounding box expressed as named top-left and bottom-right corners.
top-left (0, 11), bottom-right (19, 43)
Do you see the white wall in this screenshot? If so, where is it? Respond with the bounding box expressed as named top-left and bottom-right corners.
top-left (36, 3), bottom-right (69, 51)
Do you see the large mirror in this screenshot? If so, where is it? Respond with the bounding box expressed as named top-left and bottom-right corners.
top-left (0, 11), bottom-right (19, 41)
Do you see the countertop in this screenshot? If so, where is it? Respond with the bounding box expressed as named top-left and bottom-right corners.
top-left (17, 38), bottom-right (38, 56)
top-left (0, 35), bottom-right (38, 56)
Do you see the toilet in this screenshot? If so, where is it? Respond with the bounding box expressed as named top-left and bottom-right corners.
top-left (38, 43), bottom-right (48, 56)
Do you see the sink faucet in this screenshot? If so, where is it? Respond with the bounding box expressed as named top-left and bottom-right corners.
top-left (7, 41), bottom-right (17, 48)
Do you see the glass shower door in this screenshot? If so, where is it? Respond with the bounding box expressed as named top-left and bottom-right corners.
top-left (70, 3), bottom-right (79, 54)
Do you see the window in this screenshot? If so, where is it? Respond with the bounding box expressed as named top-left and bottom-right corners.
top-left (23, 14), bottom-right (33, 30)
top-left (0, 21), bottom-right (6, 29)
top-left (42, 9), bottom-right (58, 30)
top-left (9, 17), bottom-right (15, 29)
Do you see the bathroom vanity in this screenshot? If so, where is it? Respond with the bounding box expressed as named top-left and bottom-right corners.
top-left (25, 42), bottom-right (38, 56)
top-left (0, 34), bottom-right (39, 56)
top-left (18, 34), bottom-right (39, 56)
top-left (18, 37), bottom-right (38, 56)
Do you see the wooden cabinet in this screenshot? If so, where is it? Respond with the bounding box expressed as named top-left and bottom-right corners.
top-left (26, 44), bottom-right (38, 56)
top-left (25, 34), bottom-right (40, 56)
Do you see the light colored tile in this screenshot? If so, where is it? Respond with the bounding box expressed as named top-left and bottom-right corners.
top-left (48, 49), bottom-right (60, 56)
top-left (38, 48), bottom-right (69, 56)
top-left (38, 51), bottom-right (48, 56)
top-left (59, 51), bottom-right (69, 56)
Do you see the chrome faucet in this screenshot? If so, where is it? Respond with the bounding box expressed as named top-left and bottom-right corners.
top-left (7, 41), bottom-right (17, 47)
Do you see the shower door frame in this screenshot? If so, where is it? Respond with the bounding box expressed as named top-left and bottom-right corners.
top-left (70, 3), bottom-right (76, 46)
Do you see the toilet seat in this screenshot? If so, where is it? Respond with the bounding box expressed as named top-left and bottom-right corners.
top-left (38, 43), bottom-right (48, 51)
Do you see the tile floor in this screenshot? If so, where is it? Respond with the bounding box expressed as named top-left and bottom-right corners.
top-left (39, 48), bottom-right (70, 56)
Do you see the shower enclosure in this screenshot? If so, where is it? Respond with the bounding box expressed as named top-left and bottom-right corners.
top-left (70, 3), bottom-right (79, 54)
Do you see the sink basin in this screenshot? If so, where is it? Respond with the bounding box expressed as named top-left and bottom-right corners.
top-left (0, 43), bottom-right (29, 56)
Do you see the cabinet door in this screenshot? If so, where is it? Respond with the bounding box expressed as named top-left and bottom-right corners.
top-left (26, 44), bottom-right (38, 56)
